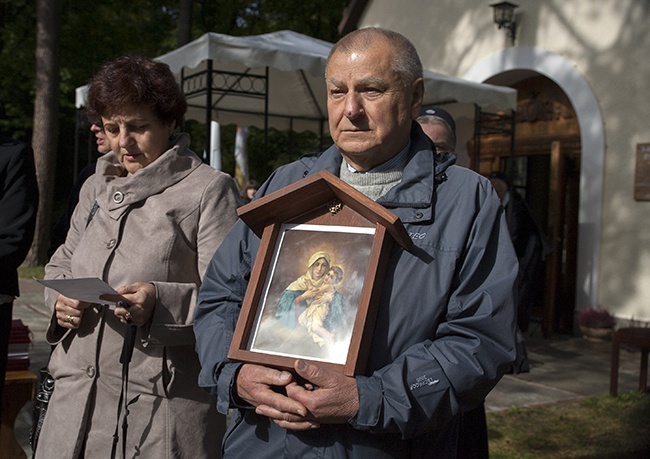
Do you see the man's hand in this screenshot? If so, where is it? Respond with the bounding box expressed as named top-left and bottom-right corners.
top-left (236, 364), bottom-right (319, 430)
top-left (281, 359), bottom-right (359, 430)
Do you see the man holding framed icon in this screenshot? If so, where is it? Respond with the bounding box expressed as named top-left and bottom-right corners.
top-left (195, 27), bottom-right (520, 458)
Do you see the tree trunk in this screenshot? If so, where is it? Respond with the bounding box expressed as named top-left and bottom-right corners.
top-left (24, 0), bottom-right (61, 266)
top-left (177, 0), bottom-right (193, 47)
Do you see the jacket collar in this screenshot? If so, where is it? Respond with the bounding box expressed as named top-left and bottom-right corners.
top-left (306, 123), bottom-right (456, 223)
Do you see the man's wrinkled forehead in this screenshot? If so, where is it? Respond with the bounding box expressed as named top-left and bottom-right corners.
top-left (326, 43), bottom-right (396, 81)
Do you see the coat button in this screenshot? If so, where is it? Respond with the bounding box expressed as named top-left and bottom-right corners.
top-left (415, 211), bottom-right (424, 219)
top-left (106, 238), bottom-right (116, 249)
top-left (112, 191), bottom-right (124, 204)
top-left (86, 365), bottom-right (96, 378)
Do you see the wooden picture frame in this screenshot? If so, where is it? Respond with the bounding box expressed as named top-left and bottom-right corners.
top-left (228, 170), bottom-right (412, 376)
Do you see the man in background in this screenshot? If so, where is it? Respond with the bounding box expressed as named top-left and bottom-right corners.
top-left (417, 106), bottom-right (456, 154)
top-left (0, 134), bottom-right (39, 422)
top-left (489, 171), bottom-right (551, 332)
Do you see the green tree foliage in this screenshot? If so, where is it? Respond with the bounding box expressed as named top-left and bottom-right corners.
top-left (1, 0), bottom-right (37, 137)
top-left (195, 0), bottom-right (345, 43)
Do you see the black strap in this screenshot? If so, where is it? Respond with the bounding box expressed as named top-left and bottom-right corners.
top-left (86, 200), bottom-right (99, 228)
top-left (111, 325), bottom-right (139, 459)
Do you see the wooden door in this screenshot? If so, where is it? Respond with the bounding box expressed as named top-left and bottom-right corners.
top-left (469, 134), bottom-right (580, 335)
top-left (543, 141), bottom-right (580, 335)
top-left (543, 142), bottom-right (565, 335)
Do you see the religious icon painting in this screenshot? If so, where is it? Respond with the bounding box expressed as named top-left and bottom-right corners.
top-left (249, 223), bottom-right (374, 365)
top-left (228, 171), bottom-right (412, 376)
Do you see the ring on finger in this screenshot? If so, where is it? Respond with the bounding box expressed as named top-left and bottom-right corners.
top-left (66, 314), bottom-right (74, 324)
top-left (124, 311), bottom-right (132, 323)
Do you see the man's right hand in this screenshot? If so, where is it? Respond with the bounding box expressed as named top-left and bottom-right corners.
top-left (235, 364), bottom-right (320, 430)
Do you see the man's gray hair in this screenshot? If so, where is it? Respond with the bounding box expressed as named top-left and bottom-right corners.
top-left (416, 116), bottom-right (457, 149)
top-left (327, 27), bottom-right (423, 87)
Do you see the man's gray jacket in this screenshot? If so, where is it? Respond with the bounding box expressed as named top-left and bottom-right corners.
top-left (194, 123), bottom-right (519, 458)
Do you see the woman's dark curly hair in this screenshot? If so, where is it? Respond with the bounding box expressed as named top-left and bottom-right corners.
top-left (86, 55), bottom-right (187, 127)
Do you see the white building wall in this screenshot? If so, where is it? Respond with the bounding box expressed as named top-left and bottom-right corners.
top-left (357, 0), bottom-right (650, 322)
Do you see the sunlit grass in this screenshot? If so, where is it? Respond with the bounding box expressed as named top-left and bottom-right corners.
top-left (18, 265), bottom-right (45, 279)
top-left (488, 391), bottom-right (650, 458)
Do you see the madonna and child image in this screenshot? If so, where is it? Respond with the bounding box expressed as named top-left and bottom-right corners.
top-left (249, 223), bottom-right (375, 364)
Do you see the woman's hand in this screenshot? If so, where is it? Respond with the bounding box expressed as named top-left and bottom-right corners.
top-left (110, 282), bottom-right (157, 326)
top-left (54, 294), bottom-right (91, 329)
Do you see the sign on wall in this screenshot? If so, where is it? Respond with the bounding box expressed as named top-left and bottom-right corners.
top-left (635, 143), bottom-right (650, 201)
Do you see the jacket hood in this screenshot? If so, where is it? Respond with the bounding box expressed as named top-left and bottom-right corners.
top-left (379, 122), bottom-right (456, 209)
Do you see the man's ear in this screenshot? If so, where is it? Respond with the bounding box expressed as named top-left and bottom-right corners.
top-left (410, 77), bottom-right (425, 119)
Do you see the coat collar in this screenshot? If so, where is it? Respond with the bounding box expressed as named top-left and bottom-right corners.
top-left (96, 133), bottom-right (204, 217)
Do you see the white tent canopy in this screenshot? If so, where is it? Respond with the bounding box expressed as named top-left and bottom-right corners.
top-left (75, 30), bottom-right (516, 136)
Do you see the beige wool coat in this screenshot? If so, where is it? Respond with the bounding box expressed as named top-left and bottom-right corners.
top-left (36, 134), bottom-right (241, 458)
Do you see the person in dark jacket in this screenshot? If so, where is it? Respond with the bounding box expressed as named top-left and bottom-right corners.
top-left (0, 134), bottom-right (38, 420)
top-left (48, 121), bottom-right (110, 258)
top-left (240, 179), bottom-right (260, 204)
top-left (194, 27), bottom-right (520, 458)
top-left (489, 171), bottom-right (551, 332)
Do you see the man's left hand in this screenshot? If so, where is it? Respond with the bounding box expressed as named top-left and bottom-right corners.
top-left (280, 359), bottom-right (359, 430)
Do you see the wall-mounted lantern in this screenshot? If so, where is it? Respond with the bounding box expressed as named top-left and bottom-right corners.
top-left (490, 2), bottom-right (518, 45)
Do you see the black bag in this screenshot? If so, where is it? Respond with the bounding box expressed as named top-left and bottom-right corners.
top-left (29, 367), bottom-right (55, 454)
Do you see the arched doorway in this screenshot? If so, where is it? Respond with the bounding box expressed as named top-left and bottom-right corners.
top-left (471, 72), bottom-right (580, 335)
top-left (464, 47), bottom-right (605, 336)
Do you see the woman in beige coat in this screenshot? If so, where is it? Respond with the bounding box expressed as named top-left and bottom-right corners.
top-left (35, 56), bottom-right (241, 458)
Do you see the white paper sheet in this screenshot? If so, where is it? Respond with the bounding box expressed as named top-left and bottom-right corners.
top-left (35, 277), bottom-right (124, 305)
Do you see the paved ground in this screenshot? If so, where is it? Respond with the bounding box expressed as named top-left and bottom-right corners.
top-left (7, 278), bottom-right (645, 456)
top-left (485, 326), bottom-right (642, 412)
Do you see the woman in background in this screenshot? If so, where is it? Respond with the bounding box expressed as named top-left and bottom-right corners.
top-left (240, 179), bottom-right (260, 204)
